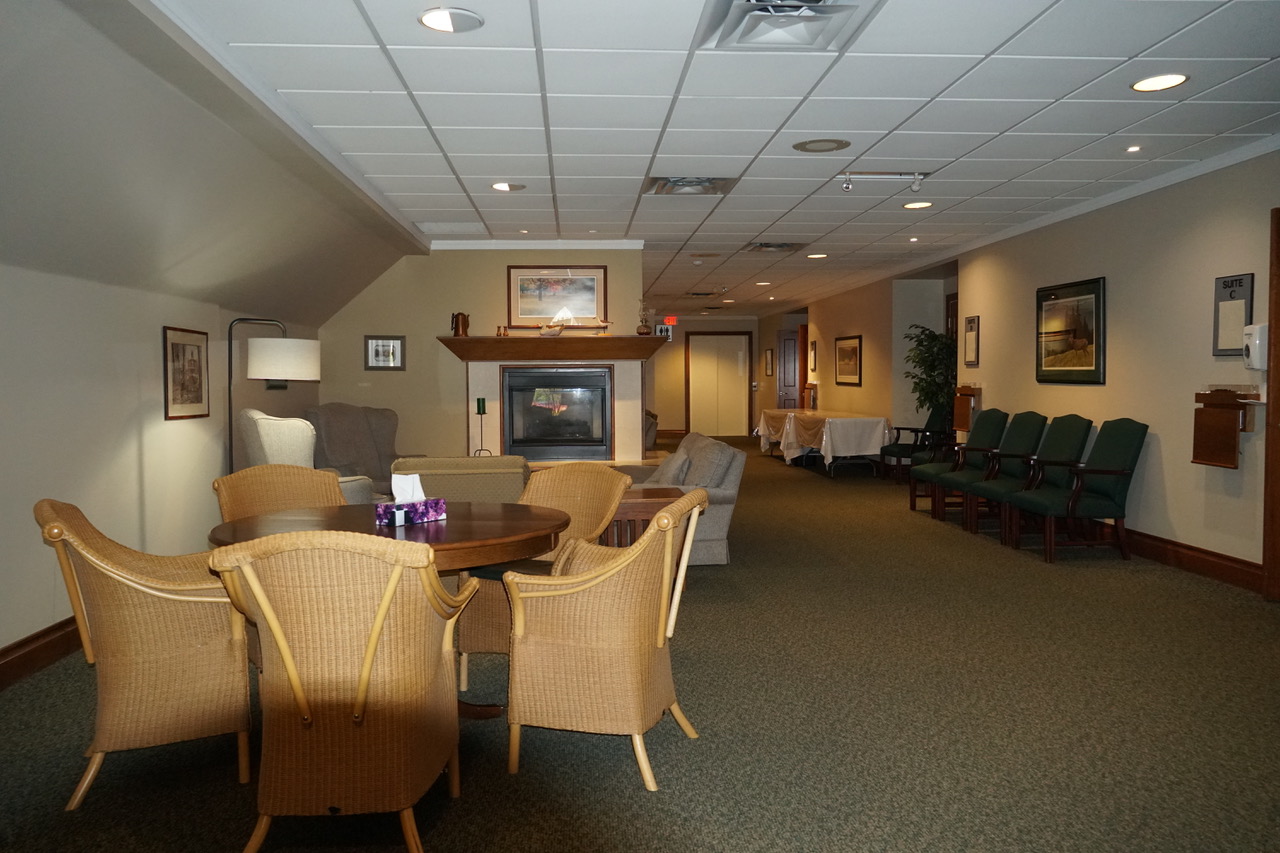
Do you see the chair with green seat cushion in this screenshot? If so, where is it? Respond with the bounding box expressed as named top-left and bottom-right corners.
top-left (908, 408), bottom-right (1008, 515)
top-left (933, 410), bottom-right (1046, 525)
top-left (878, 406), bottom-right (951, 482)
top-left (963, 414), bottom-right (1093, 541)
top-left (1007, 417), bottom-right (1149, 562)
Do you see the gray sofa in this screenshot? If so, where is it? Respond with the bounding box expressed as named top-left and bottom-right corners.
top-left (305, 402), bottom-right (400, 496)
top-left (617, 432), bottom-right (745, 565)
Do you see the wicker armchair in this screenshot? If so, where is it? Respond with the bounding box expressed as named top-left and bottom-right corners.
top-left (504, 489), bottom-right (707, 791)
top-left (212, 463), bottom-right (347, 522)
top-left (210, 531), bottom-right (477, 853)
top-left (457, 462), bottom-right (632, 689)
top-left (33, 499), bottom-right (251, 811)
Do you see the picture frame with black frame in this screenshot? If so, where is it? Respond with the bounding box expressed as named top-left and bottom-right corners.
top-left (834, 335), bottom-right (862, 386)
top-left (163, 326), bottom-right (209, 419)
top-left (964, 316), bottom-right (980, 366)
top-left (364, 335), bottom-right (406, 371)
top-left (1036, 277), bottom-right (1105, 384)
top-left (1212, 273), bottom-right (1253, 356)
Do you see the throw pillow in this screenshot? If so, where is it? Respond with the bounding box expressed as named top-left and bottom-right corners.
top-left (648, 446), bottom-right (691, 485)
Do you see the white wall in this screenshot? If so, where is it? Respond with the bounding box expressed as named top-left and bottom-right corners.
top-left (891, 279), bottom-right (946, 429)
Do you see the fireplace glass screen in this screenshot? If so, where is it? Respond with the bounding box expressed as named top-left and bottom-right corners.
top-left (503, 367), bottom-right (612, 461)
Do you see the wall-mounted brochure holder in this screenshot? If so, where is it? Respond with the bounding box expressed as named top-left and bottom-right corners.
top-left (1192, 387), bottom-right (1261, 468)
top-left (954, 385), bottom-right (981, 433)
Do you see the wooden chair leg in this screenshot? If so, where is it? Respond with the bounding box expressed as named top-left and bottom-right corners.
top-left (630, 734), bottom-right (659, 791)
top-left (508, 724), bottom-right (521, 775)
top-left (65, 751), bottom-right (105, 811)
top-left (669, 702), bottom-right (699, 739)
top-left (1114, 518), bottom-right (1131, 558)
top-left (400, 808), bottom-right (426, 853)
top-left (1009, 507), bottom-right (1022, 549)
top-left (243, 815), bottom-right (272, 853)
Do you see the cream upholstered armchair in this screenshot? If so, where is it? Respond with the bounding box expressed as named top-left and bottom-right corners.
top-left (238, 408), bottom-right (374, 504)
top-left (33, 499), bottom-right (251, 811)
top-left (504, 489), bottom-right (707, 791)
top-left (456, 462), bottom-right (632, 689)
top-left (210, 531), bottom-right (477, 853)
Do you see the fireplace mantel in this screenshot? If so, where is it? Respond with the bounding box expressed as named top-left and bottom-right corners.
top-left (437, 335), bottom-right (666, 362)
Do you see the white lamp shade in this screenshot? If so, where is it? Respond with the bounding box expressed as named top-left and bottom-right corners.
top-left (246, 337), bottom-right (321, 381)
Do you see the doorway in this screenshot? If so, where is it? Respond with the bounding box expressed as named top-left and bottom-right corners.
top-left (776, 329), bottom-right (799, 408)
top-left (687, 332), bottom-right (753, 435)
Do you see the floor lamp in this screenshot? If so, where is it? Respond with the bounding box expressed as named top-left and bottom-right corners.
top-left (227, 317), bottom-right (322, 473)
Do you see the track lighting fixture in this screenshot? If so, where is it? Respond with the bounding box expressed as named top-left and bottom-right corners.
top-left (841, 177), bottom-right (853, 192)
top-left (910, 173), bottom-right (922, 193)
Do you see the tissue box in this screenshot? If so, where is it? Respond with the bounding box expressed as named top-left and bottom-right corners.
top-left (375, 499), bottom-right (447, 527)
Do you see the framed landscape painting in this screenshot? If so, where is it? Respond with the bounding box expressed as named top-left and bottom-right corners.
top-left (834, 335), bottom-right (862, 386)
top-left (163, 326), bottom-right (209, 419)
top-left (507, 265), bottom-right (608, 328)
top-left (1036, 277), bottom-right (1105, 384)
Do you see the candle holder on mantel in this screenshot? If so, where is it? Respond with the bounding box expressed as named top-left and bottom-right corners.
top-left (473, 397), bottom-right (493, 456)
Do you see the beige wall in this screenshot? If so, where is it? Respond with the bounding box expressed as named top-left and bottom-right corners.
top-left (649, 316), bottom-right (760, 433)
top-left (319, 249), bottom-right (643, 456)
top-left (806, 279), bottom-right (896, 417)
top-left (956, 151), bottom-right (1277, 562)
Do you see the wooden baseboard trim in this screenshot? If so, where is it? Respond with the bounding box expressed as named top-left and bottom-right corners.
top-left (0, 618), bottom-right (80, 692)
top-left (1129, 529), bottom-right (1264, 594)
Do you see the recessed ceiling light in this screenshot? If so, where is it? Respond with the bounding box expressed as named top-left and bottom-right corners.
top-left (491, 182), bottom-right (526, 192)
top-left (909, 237), bottom-right (918, 242)
top-left (722, 299), bottom-right (735, 303)
top-left (1131, 73), bottom-right (1187, 92)
top-left (807, 253), bottom-right (827, 259)
top-left (518, 230), bottom-right (529, 234)
top-left (420, 7), bottom-right (485, 33)
top-left (756, 281), bottom-right (771, 286)
top-left (903, 202), bottom-right (932, 210)
top-left (768, 296), bottom-right (775, 301)
top-left (1127, 145), bottom-right (1142, 153)
top-left (792, 138), bottom-right (851, 153)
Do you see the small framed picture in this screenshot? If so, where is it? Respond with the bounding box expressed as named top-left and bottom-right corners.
top-left (764, 348), bottom-right (775, 377)
top-left (809, 340), bottom-right (818, 373)
top-left (163, 326), bottom-right (210, 420)
top-left (364, 335), bottom-right (406, 371)
top-left (834, 335), bottom-right (862, 386)
top-left (1036, 277), bottom-right (1105, 385)
top-left (964, 316), bottom-right (980, 366)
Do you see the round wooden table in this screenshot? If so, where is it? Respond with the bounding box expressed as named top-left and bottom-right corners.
top-left (208, 502), bottom-right (570, 571)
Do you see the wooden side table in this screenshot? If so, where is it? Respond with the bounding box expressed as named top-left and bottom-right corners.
top-left (600, 487), bottom-right (686, 546)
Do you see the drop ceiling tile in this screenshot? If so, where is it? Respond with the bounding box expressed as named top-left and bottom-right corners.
top-left (657, 129), bottom-right (775, 157)
top-left (547, 95), bottom-right (672, 129)
top-left (536, 0), bottom-right (705, 49)
top-left (1016, 159), bottom-right (1136, 181)
top-left (934, 160), bottom-right (1047, 180)
top-left (901, 100), bottom-right (1051, 134)
top-left (733, 177), bottom-right (829, 196)
top-left (1061, 134), bottom-right (1211, 159)
top-left (863, 132), bottom-right (993, 159)
top-left (543, 50), bottom-right (688, 97)
top-left (999, 0), bottom-right (1221, 57)
top-left (1070, 58), bottom-right (1269, 101)
top-left (552, 154), bottom-right (652, 177)
top-left (396, 196), bottom-right (474, 211)
top-left (682, 52), bottom-right (836, 98)
top-left (1196, 58), bottom-right (1280, 101)
top-left (668, 97), bottom-right (801, 130)
top-left (556, 195), bottom-right (639, 211)
top-left (786, 98), bottom-right (926, 131)
top-left (471, 193), bottom-right (556, 211)
top-left (431, 127), bottom-right (548, 156)
top-left (945, 57), bottom-right (1126, 100)
top-left (315, 126), bottom-right (439, 154)
top-left (449, 154), bottom-right (552, 177)
top-left (227, 45), bottom-right (400, 91)
top-left (650, 155), bottom-right (754, 176)
top-left (389, 47), bottom-right (540, 93)
top-left (554, 177), bottom-right (647, 194)
top-left (1123, 101), bottom-right (1280, 134)
top-left (1233, 113), bottom-right (1280, 135)
top-left (551, 129), bottom-right (661, 156)
top-left (841, 157), bottom-right (954, 174)
top-left (348, 153), bottom-right (449, 174)
top-left (1146, 1), bottom-right (1280, 59)
top-left (167, 0), bottom-right (378, 45)
top-left (1011, 100), bottom-right (1171, 133)
top-left (482, 209), bottom-right (558, 224)
top-left (1056, 181), bottom-right (1140, 199)
top-left (1106, 159), bottom-right (1200, 182)
top-left (742, 157), bottom-right (852, 181)
top-left (1163, 134), bottom-right (1272, 160)
top-left (984, 179), bottom-right (1089, 197)
top-left (813, 54), bottom-right (982, 99)
top-left (363, 0), bottom-right (535, 48)
top-left (849, 0), bottom-right (1057, 54)
top-left (965, 133), bottom-right (1099, 159)
top-left (378, 174), bottom-right (466, 193)
top-left (278, 91), bottom-right (423, 125)
top-left (415, 93), bottom-right (544, 127)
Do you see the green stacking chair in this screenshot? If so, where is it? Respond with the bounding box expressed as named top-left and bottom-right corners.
top-left (1007, 417), bottom-right (1149, 562)
top-left (963, 414), bottom-right (1093, 542)
top-left (933, 410), bottom-right (1046, 526)
top-left (878, 406), bottom-right (950, 483)
top-left (908, 408), bottom-right (1008, 516)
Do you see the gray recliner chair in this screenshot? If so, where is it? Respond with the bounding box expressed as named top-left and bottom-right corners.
top-left (305, 402), bottom-right (400, 496)
top-left (237, 409), bottom-right (374, 504)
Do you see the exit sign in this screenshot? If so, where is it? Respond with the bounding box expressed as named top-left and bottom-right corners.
top-left (663, 315), bottom-right (678, 325)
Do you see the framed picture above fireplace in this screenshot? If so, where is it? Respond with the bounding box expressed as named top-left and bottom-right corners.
top-left (507, 265), bottom-right (608, 329)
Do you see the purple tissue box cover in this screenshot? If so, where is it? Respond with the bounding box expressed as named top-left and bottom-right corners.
top-left (375, 498), bottom-right (447, 526)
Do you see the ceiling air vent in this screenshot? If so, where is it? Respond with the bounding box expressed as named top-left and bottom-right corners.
top-left (745, 242), bottom-right (808, 253)
top-left (686, 291), bottom-right (718, 298)
top-left (701, 0), bottom-right (887, 51)
top-left (643, 177), bottom-right (739, 196)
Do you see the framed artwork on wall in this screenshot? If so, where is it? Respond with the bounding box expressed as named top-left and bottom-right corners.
top-left (1212, 273), bottom-right (1253, 356)
top-left (163, 326), bottom-right (209, 420)
top-left (1036, 277), bottom-right (1105, 384)
top-left (507, 265), bottom-right (608, 329)
top-left (834, 335), bottom-right (862, 386)
top-left (964, 316), bottom-right (980, 366)
top-left (809, 340), bottom-right (817, 373)
top-left (764, 348), bottom-right (775, 377)
top-left (364, 335), bottom-right (406, 370)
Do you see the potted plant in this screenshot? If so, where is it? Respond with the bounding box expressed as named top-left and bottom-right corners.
top-left (902, 323), bottom-right (957, 423)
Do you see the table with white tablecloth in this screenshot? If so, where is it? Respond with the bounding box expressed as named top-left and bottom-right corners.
top-left (755, 409), bottom-right (891, 471)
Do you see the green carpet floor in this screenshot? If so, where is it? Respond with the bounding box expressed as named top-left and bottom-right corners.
top-left (3, 438), bottom-right (1279, 852)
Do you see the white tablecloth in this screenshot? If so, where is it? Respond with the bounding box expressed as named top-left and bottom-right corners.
top-left (755, 409), bottom-right (891, 465)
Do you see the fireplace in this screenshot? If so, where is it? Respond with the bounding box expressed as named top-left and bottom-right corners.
top-left (502, 366), bottom-right (613, 461)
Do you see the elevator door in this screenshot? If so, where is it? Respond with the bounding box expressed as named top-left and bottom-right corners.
top-left (687, 332), bottom-right (751, 435)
